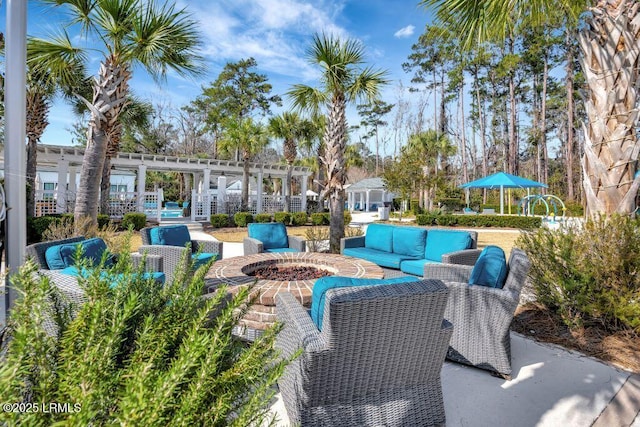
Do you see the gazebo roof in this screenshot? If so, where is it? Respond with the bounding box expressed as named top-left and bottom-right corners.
top-left (347, 177), bottom-right (386, 191)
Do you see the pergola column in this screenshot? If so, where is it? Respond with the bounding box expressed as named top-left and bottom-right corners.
top-left (57, 160), bottom-right (68, 213)
top-left (217, 174), bottom-right (227, 214)
top-left (366, 189), bottom-right (371, 212)
top-left (256, 171), bottom-right (263, 214)
top-left (137, 164), bottom-right (147, 212)
top-left (301, 175), bottom-right (308, 213)
top-left (203, 168), bottom-right (211, 217)
top-left (68, 167), bottom-right (77, 193)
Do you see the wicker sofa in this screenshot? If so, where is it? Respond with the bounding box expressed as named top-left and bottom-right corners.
top-left (424, 248), bottom-right (531, 378)
top-left (140, 225), bottom-right (223, 284)
top-left (275, 279), bottom-right (452, 426)
top-left (341, 223), bottom-right (480, 276)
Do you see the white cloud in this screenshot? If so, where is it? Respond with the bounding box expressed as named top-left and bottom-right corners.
top-left (394, 25), bottom-right (415, 38)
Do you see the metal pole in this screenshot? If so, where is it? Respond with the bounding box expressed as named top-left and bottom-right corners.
top-left (4, 0), bottom-right (28, 316)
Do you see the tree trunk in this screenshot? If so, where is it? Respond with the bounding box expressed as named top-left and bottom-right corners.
top-left (74, 55), bottom-right (131, 230)
top-left (321, 92), bottom-right (347, 253)
top-left (541, 53), bottom-right (549, 186)
top-left (241, 152), bottom-right (250, 211)
top-left (26, 91), bottom-right (49, 218)
top-left (566, 27), bottom-right (577, 201)
top-left (459, 79), bottom-right (468, 183)
top-left (100, 121), bottom-right (124, 215)
top-left (579, 0), bottom-right (640, 215)
top-left (507, 37), bottom-right (518, 175)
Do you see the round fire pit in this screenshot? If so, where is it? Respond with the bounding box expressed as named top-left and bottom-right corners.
top-left (204, 252), bottom-right (384, 339)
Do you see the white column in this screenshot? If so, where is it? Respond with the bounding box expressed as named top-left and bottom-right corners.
top-left (256, 171), bottom-right (263, 214)
top-left (217, 175), bottom-right (227, 214)
top-left (137, 165), bottom-right (147, 212)
top-left (68, 167), bottom-right (77, 193)
top-left (191, 189), bottom-right (197, 221)
top-left (57, 160), bottom-right (69, 213)
top-left (4, 0), bottom-right (27, 316)
top-left (366, 190), bottom-right (371, 212)
top-left (202, 168), bottom-right (211, 218)
top-left (282, 176), bottom-right (288, 202)
top-left (301, 175), bottom-right (307, 213)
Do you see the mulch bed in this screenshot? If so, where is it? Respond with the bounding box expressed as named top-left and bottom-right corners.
top-left (512, 303), bottom-right (640, 373)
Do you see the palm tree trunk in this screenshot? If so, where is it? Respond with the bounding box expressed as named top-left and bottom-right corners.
top-left (74, 56), bottom-right (130, 230)
top-left (579, 0), bottom-right (640, 215)
top-left (565, 27), bottom-right (577, 201)
top-left (26, 91), bottom-right (49, 218)
top-left (322, 93), bottom-right (347, 253)
top-left (100, 122), bottom-right (123, 215)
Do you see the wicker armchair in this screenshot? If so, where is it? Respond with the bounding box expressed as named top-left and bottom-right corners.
top-left (140, 225), bottom-right (223, 284)
top-left (424, 248), bottom-right (531, 379)
top-left (243, 222), bottom-right (305, 255)
top-left (275, 280), bottom-right (452, 427)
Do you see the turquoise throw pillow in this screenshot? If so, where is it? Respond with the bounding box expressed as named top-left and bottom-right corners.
top-left (469, 246), bottom-right (508, 288)
top-left (191, 252), bottom-right (218, 270)
top-left (248, 223), bottom-right (289, 249)
top-left (364, 223), bottom-right (394, 252)
top-left (149, 225), bottom-right (191, 248)
top-left (45, 238), bottom-right (110, 270)
top-left (392, 226), bottom-right (427, 257)
top-left (425, 230), bottom-right (472, 262)
top-left (311, 276), bottom-right (418, 329)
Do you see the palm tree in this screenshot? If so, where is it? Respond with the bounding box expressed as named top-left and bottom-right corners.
top-left (100, 97), bottom-right (153, 215)
top-left (218, 117), bottom-right (269, 211)
top-left (44, 0), bottom-right (201, 228)
top-left (288, 34), bottom-right (388, 252)
top-left (24, 35), bottom-right (87, 217)
top-left (421, 0), bottom-right (640, 216)
top-left (268, 112), bottom-right (313, 211)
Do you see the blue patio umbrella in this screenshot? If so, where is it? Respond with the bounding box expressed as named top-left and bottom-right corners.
top-left (460, 172), bottom-right (548, 214)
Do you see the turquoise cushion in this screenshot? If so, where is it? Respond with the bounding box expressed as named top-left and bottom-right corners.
top-left (60, 266), bottom-right (166, 287)
top-left (149, 225), bottom-right (191, 248)
top-left (264, 247), bottom-right (298, 253)
top-left (364, 223), bottom-right (394, 252)
top-left (469, 246), bottom-right (508, 288)
top-left (248, 223), bottom-right (289, 250)
top-left (392, 226), bottom-right (427, 257)
top-left (45, 238), bottom-right (110, 270)
top-left (165, 201), bottom-right (179, 208)
top-left (399, 258), bottom-right (439, 277)
top-left (343, 247), bottom-right (418, 269)
top-left (191, 252), bottom-right (218, 270)
top-left (311, 276), bottom-right (419, 329)
top-left (425, 230), bottom-right (472, 262)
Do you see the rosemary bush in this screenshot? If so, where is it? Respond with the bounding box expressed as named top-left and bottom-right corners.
top-left (517, 215), bottom-right (640, 333)
top-left (0, 248), bottom-right (290, 426)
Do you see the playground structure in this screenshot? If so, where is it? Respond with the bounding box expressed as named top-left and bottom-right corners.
top-left (518, 194), bottom-right (567, 222)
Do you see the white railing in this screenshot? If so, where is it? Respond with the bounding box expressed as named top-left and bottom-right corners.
top-left (108, 192), bottom-right (138, 219)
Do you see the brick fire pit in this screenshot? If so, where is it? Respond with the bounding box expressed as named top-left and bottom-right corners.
top-left (204, 252), bottom-right (384, 340)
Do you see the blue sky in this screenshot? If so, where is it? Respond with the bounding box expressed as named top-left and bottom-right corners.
top-left (2, 0), bottom-right (434, 150)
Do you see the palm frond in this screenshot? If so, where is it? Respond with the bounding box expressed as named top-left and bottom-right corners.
top-left (27, 32), bottom-right (88, 91)
top-left (346, 66), bottom-right (389, 104)
top-left (286, 84), bottom-right (326, 116)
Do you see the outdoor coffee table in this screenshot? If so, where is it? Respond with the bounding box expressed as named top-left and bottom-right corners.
top-left (204, 252), bottom-right (384, 340)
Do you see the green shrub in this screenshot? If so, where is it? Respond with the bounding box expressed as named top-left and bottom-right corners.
top-left (291, 212), bottom-right (308, 226)
top-left (121, 212), bottom-right (146, 231)
top-left (437, 198), bottom-right (464, 212)
top-left (311, 212), bottom-right (328, 226)
top-left (517, 215), bottom-right (640, 333)
top-left (255, 213), bottom-right (273, 223)
top-left (274, 212), bottom-right (291, 225)
top-left (0, 253), bottom-right (291, 426)
top-left (97, 214), bottom-right (111, 229)
top-left (27, 215), bottom-right (63, 243)
top-left (344, 211), bottom-right (352, 225)
top-left (415, 213), bottom-right (542, 229)
top-left (209, 214), bottom-right (230, 228)
top-left (234, 212), bottom-right (253, 227)
top-left (410, 199), bottom-right (422, 215)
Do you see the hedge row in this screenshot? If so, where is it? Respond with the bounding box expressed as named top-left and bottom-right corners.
top-left (415, 213), bottom-right (542, 229)
top-left (27, 213), bottom-right (137, 243)
top-left (210, 211), bottom-right (352, 228)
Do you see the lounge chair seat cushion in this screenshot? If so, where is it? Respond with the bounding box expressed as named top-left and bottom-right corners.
top-left (469, 246), bottom-right (508, 288)
top-left (343, 247), bottom-right (420, 269)
top-left (264, 247), bottom-right (298, 253)
top-left (191, 252), bottom-right (219, 270)
top-left (45, 237), bottom-right (112, 270)
top-left (248, 223), bottom-right (289, 250)
top-left (425, 230), bottom-right (472, 262)
top-left (59, 266), bottom-right (166, 287)
top-left (310, 276), bottom-right (419, 329)
top-left (400, 258), bottom-right (440, 277)
top-left (149, 224), bottom-right (191, 248)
